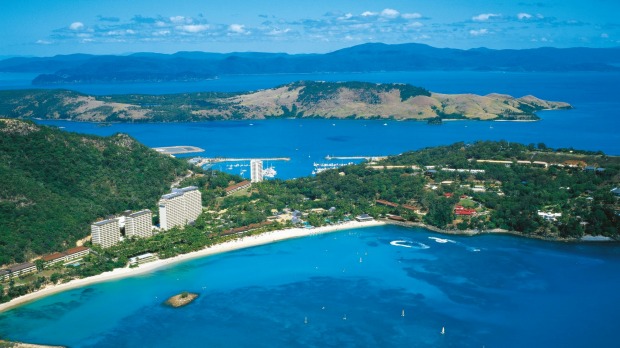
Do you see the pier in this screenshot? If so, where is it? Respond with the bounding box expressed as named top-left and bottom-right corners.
top-left (190, 157), bottom-right (290, 167)
top-left (325, 155), bottom-right (389, 161)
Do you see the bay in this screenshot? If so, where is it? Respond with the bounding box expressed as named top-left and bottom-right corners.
top-left (1, 225), bottom-right (619, 347)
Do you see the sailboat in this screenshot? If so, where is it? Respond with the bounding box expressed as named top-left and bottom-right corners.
top-left (342, 314), bottom-right (347, 320)
top-left (441, 327), bottom-right (445, 335)
top-left (401, 309), bottom-right (405, 317)
top-left (262, 165), bottom-right (277, 178)
top-left (304, 316), bottom-right (308, 324)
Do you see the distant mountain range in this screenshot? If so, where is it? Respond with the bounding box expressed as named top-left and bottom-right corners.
top-left (0, 81), bottom-right (571, 122)
top-left (0, 43), bottom-right (619, 84)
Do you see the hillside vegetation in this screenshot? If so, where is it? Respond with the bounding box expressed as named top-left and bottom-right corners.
top-left (0, 81), bottom-right (570, 122)
top-left (0, 119), bottom-right (191, 265)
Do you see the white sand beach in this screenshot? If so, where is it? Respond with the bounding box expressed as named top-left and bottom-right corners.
top-left (0, 220), bottom-right (384, 313)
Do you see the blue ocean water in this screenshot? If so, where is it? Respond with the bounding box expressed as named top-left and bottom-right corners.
top-left (1, 225), bottom-right (619, 347)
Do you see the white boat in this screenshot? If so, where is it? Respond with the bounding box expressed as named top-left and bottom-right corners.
top-left (441, 327), bottom-right (445, 335)
top-left (262, 166), bottom-right (277, 178)
top-left (401, 309), bottom-right (405, 317)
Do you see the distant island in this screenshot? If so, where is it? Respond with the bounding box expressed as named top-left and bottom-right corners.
top-left (0, 81), bottom-right (570, 122)
top-left (0, 43), bottom-right (619, 84)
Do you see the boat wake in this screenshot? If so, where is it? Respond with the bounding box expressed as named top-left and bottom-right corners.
top-left (427, 237), bottom-right (482, 252)
top-left (428, 237), bottom-right (456, 244)
top-left (390, 240), bottom-right (430, 250)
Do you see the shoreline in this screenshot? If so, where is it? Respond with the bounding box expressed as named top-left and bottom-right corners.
top-left (0, 220), bottom-right (384, 313)
top-left (381, 219), bottom-right (618, 243)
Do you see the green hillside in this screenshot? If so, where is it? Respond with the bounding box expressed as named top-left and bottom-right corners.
top-left (0, 119), bottom-right (191, 265)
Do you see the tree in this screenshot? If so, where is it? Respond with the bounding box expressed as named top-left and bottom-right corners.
top-left (35, 259), bottom-right (45, 271)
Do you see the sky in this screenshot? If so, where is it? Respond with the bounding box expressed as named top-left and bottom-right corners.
top-left (1, 0), bottom-right (619, 57)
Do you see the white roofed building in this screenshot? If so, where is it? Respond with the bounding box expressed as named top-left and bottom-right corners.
top-left (91, 218), bottom-right (121, 248)
top-left (159, 186), bottom-right (202, 231)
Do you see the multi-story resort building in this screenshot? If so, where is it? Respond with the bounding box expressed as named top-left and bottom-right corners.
top-left (225, 180), bottom-right (252, 196)
top-left (159, 186), bottom-right (202, 231)
top-left (0, 262), bottom-right (37, 281)
top-left (40, 246), bottom-right (90, 267)
top-left (91, 218), bottom-right (121, 248)
top-left (251, 159), bottom-right (263, 183)
top-left (90, 209), bottom-right (155, 248)
top-left (124, 209), bottom-right (153, 238)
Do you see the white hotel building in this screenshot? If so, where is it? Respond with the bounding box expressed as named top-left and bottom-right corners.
top-left (159, 186), bottom-right (202, 231)
top-left (91, 218), bottom-right (121, 249)
top-left (124, 209), bottom-right (153, 238)
top-left (91, 209), bottom-right (154, 249)
top-left (251, 160), bottom-right (263, 183)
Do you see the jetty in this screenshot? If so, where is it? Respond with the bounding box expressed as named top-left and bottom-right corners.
top-left (325, 155), bottom-right (389, 161)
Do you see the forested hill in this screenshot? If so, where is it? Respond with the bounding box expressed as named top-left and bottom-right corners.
top-left (0, 81), bottom-right (570, 122)
top-left (0, 119), bottom-right (191, 265)
top-left (0, 43), bottom-right (619, 84)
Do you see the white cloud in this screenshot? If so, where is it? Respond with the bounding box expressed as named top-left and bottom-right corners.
top-left (170, 16), bottom-right (187, 24)
top-left (267, 28), bottom-right (291, 36)
top-left (601, 33), bottom-right (609, 38)
top-left (472, 13), bottom-right (500, 21)
top-left (517, 13), bottom-right (532, 20)
top-left (153, 30), bottom-right (170, 36)
top-left (338, 13), bottom-right (353, 20)
top-left (381, 8), bottom-right (400, 19)
top-left (69, 22), bottom-right (84, 30)
top-left (406, 22), bottom-right (423, 29)
top-left (469, 28), bottom-right (489, 36)
top-left (35, 39), bottom-right (52, 45)
top-left (361, 11), bottom-right (378, 17)
top-left (228, 24), bottom-right (246, 34)
top-left (178, 24), bottom-right (210, 33)
top-left (402, 13), bottom-right (422, 20)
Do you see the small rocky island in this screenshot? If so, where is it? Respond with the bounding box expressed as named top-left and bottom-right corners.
top-left (164, 292), bottom-right (199, 308)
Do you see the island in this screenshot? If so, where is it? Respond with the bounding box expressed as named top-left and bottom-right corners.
top-left (164, 292), bottom-right (199, 308)
top-left (0, 81), bottom-right (570, 123)
top-left (0, 119), bottom-right (617, 310)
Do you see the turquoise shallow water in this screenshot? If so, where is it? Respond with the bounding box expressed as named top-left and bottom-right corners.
top-left (1, 225), bottom-right (619, 347)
